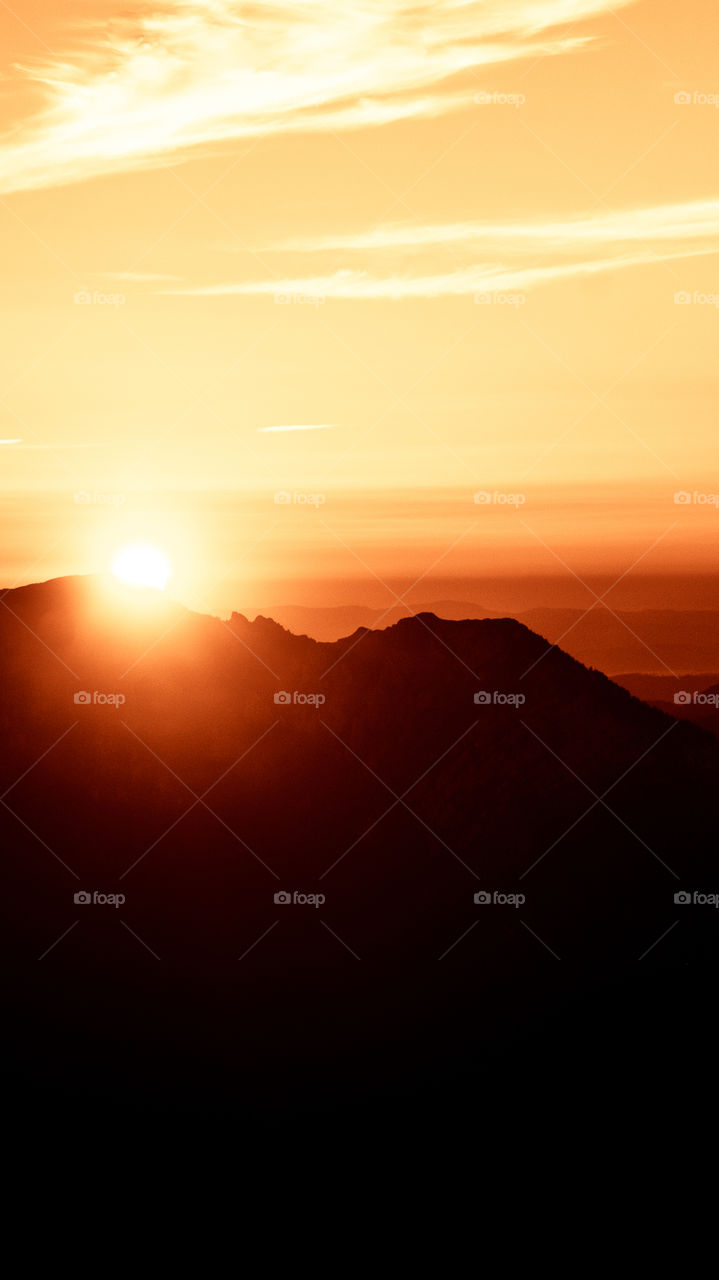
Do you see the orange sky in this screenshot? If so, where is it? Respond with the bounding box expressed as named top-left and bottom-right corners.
top-left (1, 0), bottom-right (718, 613)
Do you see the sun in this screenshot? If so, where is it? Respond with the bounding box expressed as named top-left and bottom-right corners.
top-left (112, 544), bottom-right (171, 591)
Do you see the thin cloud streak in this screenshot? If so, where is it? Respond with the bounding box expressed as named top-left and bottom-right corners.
top-left (0, 0), bottom-right (638, 194)
top-left (269, 199), bottom-right (719, 255)
top-left (160, 246), bottom-right (717, 301)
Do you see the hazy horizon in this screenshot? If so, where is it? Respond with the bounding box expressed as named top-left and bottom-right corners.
top-left (1, 1), bottom-right (718, 612)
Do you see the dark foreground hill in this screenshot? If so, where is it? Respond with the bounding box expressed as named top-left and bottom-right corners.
top-left (1, 575), bottom-right (717, 1132)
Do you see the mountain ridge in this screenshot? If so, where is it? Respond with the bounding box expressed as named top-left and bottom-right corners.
top-left (1, 574), bottom-right (716, 1117)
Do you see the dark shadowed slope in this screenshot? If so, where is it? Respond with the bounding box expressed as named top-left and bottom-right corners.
top-left (1, 575), bottom-right (717, 1121)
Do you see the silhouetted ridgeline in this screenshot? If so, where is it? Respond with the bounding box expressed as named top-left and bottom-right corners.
top-left (252, 599), bottom-right (719, 674)
top-left (1, 575), bottom-right (717, 1125)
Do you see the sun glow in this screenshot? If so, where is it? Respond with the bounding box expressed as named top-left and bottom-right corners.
top-left (112, 544), bottom-right (171, 591)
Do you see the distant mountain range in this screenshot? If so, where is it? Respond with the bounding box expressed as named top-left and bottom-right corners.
top-left (252, 600), bottom-right (719, 675)
top-left (613, 673), bottom-right (719, 735)
top-left (613, 673), bottom-right (719, 702)
top-left (2, 575), bottom-right (717, 1123)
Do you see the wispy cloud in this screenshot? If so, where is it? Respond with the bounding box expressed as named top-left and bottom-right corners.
top-left (0, 0), bottom-right (637, 194)
top-left (268, 199), bottom-right (719, 255)
top-left (160, 195), bottom-right (719, 301)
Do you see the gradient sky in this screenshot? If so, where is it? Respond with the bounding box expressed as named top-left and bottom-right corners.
top-left (1, 0), bottom-right (718, 613)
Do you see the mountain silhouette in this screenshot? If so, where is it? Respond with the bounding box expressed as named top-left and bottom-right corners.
top-left (1, 575), bottom-right (717, 1126)
top-left (254, 599), bottom-right (719, 674)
